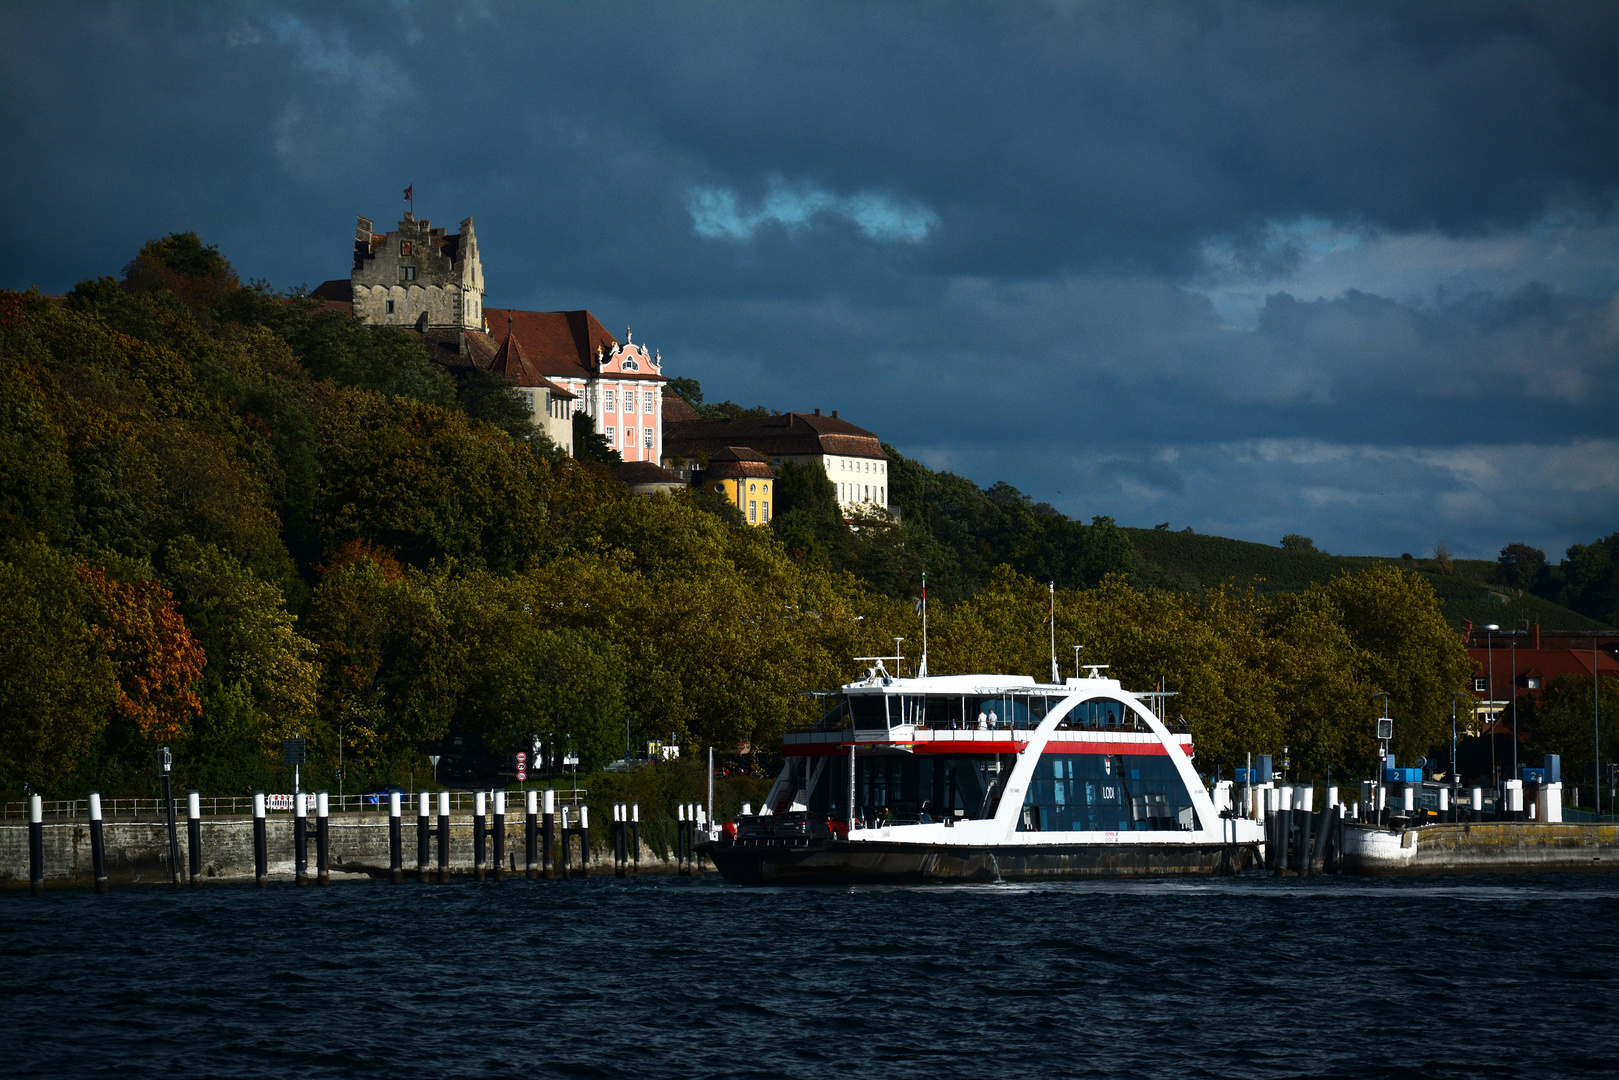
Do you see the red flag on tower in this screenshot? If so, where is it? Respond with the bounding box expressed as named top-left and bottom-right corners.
top-left (403, 184), bottom-right (413, 202)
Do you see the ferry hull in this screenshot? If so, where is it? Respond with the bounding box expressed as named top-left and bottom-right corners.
top-left (704, 839), bottom-right (1260, 885)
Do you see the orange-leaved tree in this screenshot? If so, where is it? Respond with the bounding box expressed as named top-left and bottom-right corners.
top-left (76, 564), bottom-right (206, 742)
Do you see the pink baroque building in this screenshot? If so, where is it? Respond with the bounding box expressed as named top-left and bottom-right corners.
top-left (316, 211), bottom-right (668, 462)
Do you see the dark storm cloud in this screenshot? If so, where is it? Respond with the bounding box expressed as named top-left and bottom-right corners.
top-left (3, 1), bottom-right (1616, 556)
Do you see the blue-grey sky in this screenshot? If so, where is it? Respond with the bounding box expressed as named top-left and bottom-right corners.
top-left (4, 1), bottom-right (1617, 559)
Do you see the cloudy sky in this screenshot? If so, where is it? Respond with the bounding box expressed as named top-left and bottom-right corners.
top-left (4, 2), bottom-right (1617, 559)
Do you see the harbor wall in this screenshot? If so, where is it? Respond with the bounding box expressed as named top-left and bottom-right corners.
top-left (0, 817), bottom-right (683, 886)
top-left (1341, 821), bottom-right (1619, 876)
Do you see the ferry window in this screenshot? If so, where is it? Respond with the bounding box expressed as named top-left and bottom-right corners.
top-left (921, 696), bottom-right (965, 728)
top-left (1018, 753), bottom-right (1196, 833)
top-left (849, 695), bottom-right (889, 731)
top-left (1056, 698), bottom-right (1135, 730)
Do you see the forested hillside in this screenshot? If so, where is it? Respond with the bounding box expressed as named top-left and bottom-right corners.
top-left (0, 233), bottom-right (1501, 800)
top-left (1128, 528), bottom-right (1612, 631)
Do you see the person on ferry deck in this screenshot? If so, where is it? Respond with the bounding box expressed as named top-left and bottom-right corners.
top-left (987, 707), bottom-right (999, 729)
top-left (977, 708), bottom-right (989, 729)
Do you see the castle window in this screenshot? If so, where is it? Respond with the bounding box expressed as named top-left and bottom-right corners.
top-left (400, 241), bottom-right (413, 256)
top-left (520, 390), bottom-right (535, 412)
top-left (399, 265), bottom-right (417, 281)
top-left (385, 300), bottom-right (395, 314)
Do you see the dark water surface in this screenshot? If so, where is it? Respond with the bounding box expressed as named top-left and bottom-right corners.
top-left (4, 875), bottom-right (1617, 1079)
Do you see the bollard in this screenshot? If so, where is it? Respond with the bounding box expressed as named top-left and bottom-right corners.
top-left (29, 794), bottom-right (44, 896)
top-left (295, 790), bottom-right (309, 886)
top-left (1327, 785), bottom-right (1339, 810)
top-left (525, 789), bottom-right (539, 880)
top-left (493, 791), bottom-right (506, 882)
top-left (252, 792), bottom-right (268, 886)
top-left (1438, 786), bottom-right (1451, 824)
top-left (389, 792), bottom-right (403, 884)
top-left (631, 803), bottom-right (641, 878)
top-left (187, 791), bottom-right (202, 886)
top-left (1376, 784), bottom-right (1388, 827)
top-left (90, 792), bottom-right (109, 893)
top-left (542, 789), bottom-right (556, 880)
top-left (694, 806), bottom-right (706, 872)
top-left (474, 791), bottom-right (487, 882)
top-left (316, 791), bottom-right (330, 885)
top-left (1472, 786), bottom-right (1484, 824)
top-left (559, 805), bottom-right (572, 878)
top-left (579, 804), bottom-right (591, 878)
top-left (1402, 785), bottom-right (1416, 817)
top-left (417, 791), bottom-right (431, 883)
top-left (437, 790), bottom-right (451, 883)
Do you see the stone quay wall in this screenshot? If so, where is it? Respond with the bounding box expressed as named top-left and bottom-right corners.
top-left (0, 815), bottom-right (685, 886)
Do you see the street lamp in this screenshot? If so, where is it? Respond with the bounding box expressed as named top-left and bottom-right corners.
top-left (1373, 692), bottom-right (1392, 824)
top-left (1484, 625), bottom-right (1500, 787)
top-left (1450, 691), bottom-right (1473, 790)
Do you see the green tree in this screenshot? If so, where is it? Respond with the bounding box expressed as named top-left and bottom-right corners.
top-left (572, 410), bottom-right (622, 466)
top-left (0, 542), bottom-right (119, 795)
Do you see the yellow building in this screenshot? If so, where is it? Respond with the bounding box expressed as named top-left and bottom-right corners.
top-left (701, 446), bottom-right (776, 525)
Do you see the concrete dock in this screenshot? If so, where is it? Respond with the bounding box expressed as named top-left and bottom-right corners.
top-left (1340, 821), bottom-right (1619, 875)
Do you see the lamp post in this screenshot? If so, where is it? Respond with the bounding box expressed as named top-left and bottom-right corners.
top-left (1510, 628), bottom-right (1519, 778)
top-left (1372, 692), bottom-right (1392, 824)
top-left (1484, 625), bottom-right (1500, 788)
top-left (1451, 691), bottom-right (1472, 804)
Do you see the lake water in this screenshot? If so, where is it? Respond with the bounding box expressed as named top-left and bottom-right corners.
top-left (3, 874), bottom-right (1617, 1078)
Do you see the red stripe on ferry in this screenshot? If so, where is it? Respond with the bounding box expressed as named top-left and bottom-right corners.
top-left (1043, 740), bottom-right (1170, 756)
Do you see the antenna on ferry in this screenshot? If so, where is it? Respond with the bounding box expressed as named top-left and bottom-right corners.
top-left (1072, 644), bottom-right (1083, 681)
top-left (893, 638), bottom-right (904, 678)
top-left (919, 572), bottom-right (928, 678)
top-left (1048, 581), bottom-right (1059, 685)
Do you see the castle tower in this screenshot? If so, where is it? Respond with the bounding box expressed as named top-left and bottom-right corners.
top-left (350, 212), bottom-right (484, 331)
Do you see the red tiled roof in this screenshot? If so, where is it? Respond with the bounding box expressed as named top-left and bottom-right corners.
top-left (1467, 645), bottom-right (1619, 697)
top-left (662, 388), bottom-right (702, 422)
top-left (664, 411), bottom-right (885, 461)
top-left (703, 446), bottom-right (776, 480)
top-left (481, 308), bottom-right (667, 382)
top-left (487, 330), bottom-right (575, 395)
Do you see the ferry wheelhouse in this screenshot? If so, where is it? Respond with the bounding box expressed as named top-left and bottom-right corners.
top-left (705, 663), bottom-right (1264, 884)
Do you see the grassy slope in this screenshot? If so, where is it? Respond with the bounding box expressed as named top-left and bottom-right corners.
top-left (1124, 529), bottom-right (1611, 631)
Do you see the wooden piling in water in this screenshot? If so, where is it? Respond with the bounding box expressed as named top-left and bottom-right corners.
top-left (579, 805), bottom-right (591, 878)
top-left (436, 790), bottom-right (451, 883)
top-left (525, 789), bottom-right (538, 880)
top-left (187, 792), bottom-right (202, 886)
top-left (295, 791), bottom-right (310, 886)
top-left (493, 791), bottom-right (506, 882)
top-left (417, 791), bottom-right (431, 883)
top-left (253, 792), bottom-right (267, 886)
top-left (473, 791), bottom-right (487, 882)
top-left (28, 795), bottom-right (43, 896)
top-left (542, 789), bottom-right (555, 880)
top-left (388, 791), bottom-right (403, 884)
top-left (91, 792), bottom-right (109, 893)
top-left (316, 791), bottom-right (330, 885)
top-left (631, 803), bottom-right (640, 879)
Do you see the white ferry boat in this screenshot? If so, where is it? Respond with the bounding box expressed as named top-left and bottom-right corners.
top-left (705, 663), bottom-right (1264, 884)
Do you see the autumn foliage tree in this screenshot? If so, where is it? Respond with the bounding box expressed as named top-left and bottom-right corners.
top-left (75, 564), bottom-right (206, 743)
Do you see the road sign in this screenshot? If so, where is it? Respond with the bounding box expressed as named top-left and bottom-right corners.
top-left (563, 753), bottom-right (580, 767)
top-left (282, 738), bottom-right (306, 765)
top-left (516, 768), bottom-right (527, 782)
top-left (516, 751), bottom-right (528, 766)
